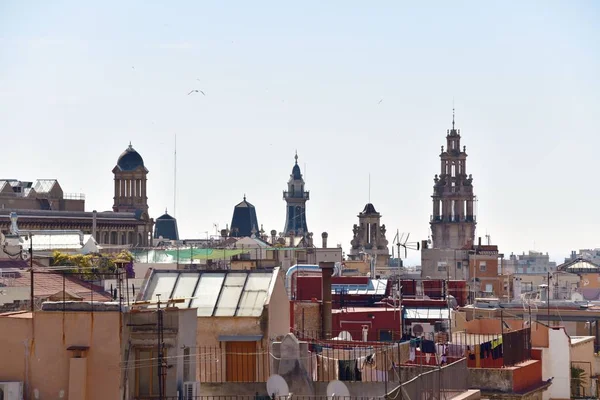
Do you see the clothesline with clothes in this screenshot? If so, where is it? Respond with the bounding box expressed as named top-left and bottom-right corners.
top-left (310, 341), bottom-right (410, 382)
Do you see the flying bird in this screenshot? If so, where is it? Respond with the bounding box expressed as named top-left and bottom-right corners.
top-left (188, 90), bottom-right (205, 96)
top-left (378, 99), bottom-right (383, 105)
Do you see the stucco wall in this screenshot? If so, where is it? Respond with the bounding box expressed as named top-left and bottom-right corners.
top-left (293, 302), bottom-right (321, 334)
top-left (537, 327), bottom-right (571, 400)
top-left (0, 311), bottom-right (122, 400)
top-left (268, 269), bottom-right (291, 341)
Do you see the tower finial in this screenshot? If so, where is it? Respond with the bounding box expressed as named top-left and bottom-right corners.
top-left (165, 207), bottom-right (168, 214)
top-left (243, 193), bottom-right (246, 201)
top-left (128, 141), bottom-right (133, 150)
top-left (294, 150), bottom-right (298, 165)
top-left (452, 107), bottom-right (455, 130)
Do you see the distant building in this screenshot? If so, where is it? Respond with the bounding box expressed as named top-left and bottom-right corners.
top-left (348, 203), bottom-right (391, 275)
top-left (0, 144), bottom-right (154, 247)
top-left (229, 196), bottom-right (259, 238)
top-left (282, 152), bottom-right (309, 237)
top-left (421, 113), bottom-right (477, 280)
top-left (505, 250), bottom-right (557, 275)
top-left (153, 210), bottom-right (179, 241)
top-left (565, 248), bottom-right (600, 265)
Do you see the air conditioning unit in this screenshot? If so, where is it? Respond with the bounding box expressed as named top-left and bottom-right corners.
top-left (183, 381), bottom-right (200, 400)
top-left (0, 382), bottom-right (24, 400)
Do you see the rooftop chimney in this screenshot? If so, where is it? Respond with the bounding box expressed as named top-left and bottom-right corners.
top-left (320, 261), bottom-right (335, 340)
top-left (478, 237), bottom-right (482, 247)
top-left (321, 232), bottom-right (328, 249)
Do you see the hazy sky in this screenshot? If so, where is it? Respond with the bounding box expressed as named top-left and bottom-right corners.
top-left (1, 1), bottom-right (598, 265)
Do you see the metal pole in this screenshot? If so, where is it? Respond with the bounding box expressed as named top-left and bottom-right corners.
top-left (547, 272), bottom-right (551, 326)
top-left (30, 235), bottom-right (34, 312)
top-left (157, 294), bottom-right (164, 400)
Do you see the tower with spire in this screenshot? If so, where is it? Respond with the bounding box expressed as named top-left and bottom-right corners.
top-left (429, 111), bottom-right (476, 249)
top-left (283, 152), bottom-right (309, 238)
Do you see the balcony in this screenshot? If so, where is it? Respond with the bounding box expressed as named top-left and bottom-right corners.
top-left (430, 215), bottom-right (476, 223)
top-left (282, 190), bottom-right (310, 200)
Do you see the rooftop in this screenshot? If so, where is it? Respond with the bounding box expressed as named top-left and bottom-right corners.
top-left (140, 268), bottom-right (278, 317)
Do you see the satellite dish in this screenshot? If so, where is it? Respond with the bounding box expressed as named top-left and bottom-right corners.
top-left (571, 292), bottom-right (584, 301)
top-left (266, 374), bottom-right (289, 397)
top-left (327, 380), bottom-right (350, 398)
top-left (337, 331), bottom-right (352, 341)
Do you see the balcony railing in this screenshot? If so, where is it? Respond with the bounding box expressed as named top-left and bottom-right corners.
top-left (282, 191), bottom-right (310, 200)
top-left (430, 215), bottom-right (476, 223)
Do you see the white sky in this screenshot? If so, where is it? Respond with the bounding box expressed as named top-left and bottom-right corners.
top-left (0, 1), bottom-right (598, 265)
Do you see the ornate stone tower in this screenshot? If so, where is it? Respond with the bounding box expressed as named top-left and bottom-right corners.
top-left (283, 152), bottom-right (309, 237)
top-left (112, 143), bottom-right (149, 213)
top-left (349, 203), bottom-right (390, 267)
top-left (430, 112), bottom-right (476, 249)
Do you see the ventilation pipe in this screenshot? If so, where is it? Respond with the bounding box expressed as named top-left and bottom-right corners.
top-left (92, 210), bottom-right (97, 240)
top-left (271, 230), bottom-right (277, 245)
top-left (321, 232), bottom-right (328, 249)
top-left (321, 261), bottom-right (335, 340)
top-left (284, 264), bottom-right (322, 298)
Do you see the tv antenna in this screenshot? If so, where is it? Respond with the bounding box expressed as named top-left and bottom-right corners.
top-left (393, 230), bottom-right (420, 259)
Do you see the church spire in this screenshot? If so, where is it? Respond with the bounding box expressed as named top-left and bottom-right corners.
top-left (452, 108), bottom-right (455, 130)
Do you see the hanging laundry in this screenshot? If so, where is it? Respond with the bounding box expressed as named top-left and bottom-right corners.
top-left (491, 337), bottom-right (503, 360)
top-left (421, 339), bottom-right (437, 354)
top-left (479, 341), bottom-right (492, 359)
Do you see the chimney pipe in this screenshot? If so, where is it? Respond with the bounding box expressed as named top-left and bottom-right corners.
top-left (92, 210), bottom-right (97, 240)
top-left (321, 232), bottom-right (328, 249)
top-left (478, 237), bottom-right (482, 247)
top-left (320, 261), bottom-right (335, 340)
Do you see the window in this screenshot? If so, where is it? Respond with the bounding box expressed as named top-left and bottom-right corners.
top-left (479, 262), bottom-right (486, 272)
top-left (135, 348), bottom-right (165, 397)
top-left (437, 262), bottom-right (447, 272)
top-left (379, 330), bottom-right (393, 342)
top-left (485, 284), bottom-right (493, 293)
top-left (457, 261), bottom-right (462, 270)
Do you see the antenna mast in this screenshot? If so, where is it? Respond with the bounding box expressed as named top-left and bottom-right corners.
top-left (174, 134), bottom-right (177, 218)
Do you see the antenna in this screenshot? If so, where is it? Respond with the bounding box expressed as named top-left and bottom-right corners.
top-left (397, 232), bottom-right (420, 259)
top-left (368, 173), bottom-right (371, 203)
top-left (174, 133), bottom-right (177, 218)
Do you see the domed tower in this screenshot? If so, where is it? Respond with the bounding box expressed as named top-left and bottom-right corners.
top-left (283, 152), bottom-right (309, 237)
top-left (112, 143), bottom-right (149, 213)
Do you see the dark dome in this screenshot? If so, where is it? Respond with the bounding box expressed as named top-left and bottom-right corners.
top-left (362, 203), bottom-right (378, 214)
top-left (117, 144), bottom-right (145, 171)
top-left (292, 164), bottom-right (302, 180)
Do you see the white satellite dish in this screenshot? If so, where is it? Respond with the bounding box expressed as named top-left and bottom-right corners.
top-left (327, 380), bottom-right (350, 398)
top-left (571, 292), bottom-right (584, 301)
top-left (266, 374), bottom-right (289, 397)
top-left (337, 331), bottom-right (352, 341)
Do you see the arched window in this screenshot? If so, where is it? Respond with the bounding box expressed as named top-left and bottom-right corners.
top-left (121, 233), bottom-right (126, 245)
top-left (110, 231), bottom-right (117, 245)
top-left (128, 232), bottom-right (134, 245)
top-left (138, 233), bottom-right (143, 246)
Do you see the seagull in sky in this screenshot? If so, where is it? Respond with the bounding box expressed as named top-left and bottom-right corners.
top-left (378, 99), bottom-right (383, 105)
top-left (188, 89), bottom-right (205, 96)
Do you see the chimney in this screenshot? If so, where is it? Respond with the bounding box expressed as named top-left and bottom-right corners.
top-left (320, 261), bottom-right (335, 340)
top-left (92, 210), bottom-right (97, 240)
top-left (478, 237), bottom-right (482, 247)
top-left (270, 230), bottom-right (277, 245)
top-left (321, 232), bottom-right (328, 249)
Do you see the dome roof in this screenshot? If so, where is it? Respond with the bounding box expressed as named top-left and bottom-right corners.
top-left (116, 143), bottom-right (145, 171)
top-left (291, 152), bottom-right (302, 180)
top-left (292, 164), bottom-right (302, 180)
top-left (361, 203), bottom-right (379, 214)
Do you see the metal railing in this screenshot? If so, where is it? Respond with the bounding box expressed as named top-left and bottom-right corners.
top-left (395, 358), bottom-right (468, 400)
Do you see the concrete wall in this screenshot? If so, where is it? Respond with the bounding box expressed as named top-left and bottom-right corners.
top-left (537, 327), bottom-right (570, 400)
top-left (268, 269), bottom-right (291, 341)
top-left (0, 310), bottom-right (122, 400)
top-left (198, 381), bottom-right (389, 397)
top-left (468, 360), bottom-right (542, 394)
top-left (292, 301), bottom-right (321, 334)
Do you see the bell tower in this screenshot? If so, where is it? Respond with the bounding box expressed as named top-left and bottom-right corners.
top-left (112, 143), bottom-right (149, 213)
top-left (283, 152), bottom-right (309, 237)
top-left (430, 111), bottom-right (476, 249)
